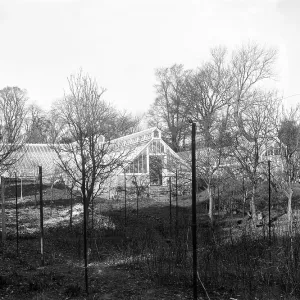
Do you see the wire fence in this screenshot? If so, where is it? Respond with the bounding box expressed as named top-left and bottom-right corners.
top-left (2, 162), bottom-right (300, 299)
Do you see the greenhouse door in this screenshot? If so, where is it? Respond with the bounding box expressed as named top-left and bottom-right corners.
top-left (149, 156), bottom-right (163, 185)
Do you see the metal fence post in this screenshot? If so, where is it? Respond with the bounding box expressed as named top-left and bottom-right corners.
top-left (169, 177), bottom-right (172, 237)
top-left (175, 170), bottom-right (178, 239)
top-left (191, 122), bottom-right (198, 300)
top-left (124, 171), bottom-right (127, 226)
top-left (1, 176), bottom-right (6, 243)
top-left (15, 173), bottom-right (19, 256)
top-left (268, 160), bottom-right (271, 243)
top-left (39, 166), bottom-right (44, 266)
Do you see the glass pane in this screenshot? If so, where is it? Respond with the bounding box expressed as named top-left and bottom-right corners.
top-left (153, 129), bottom-right (159, 138)
top-left (134, 158), bottom-right (138, 173)
top-left (141, 154), bottom-right (144, 173)
top-left (143, 153), bottom-right (147, 173)
top-left (139, 155), bottom-right (143, 173)
top-left (149, 142), bottom-right (152, 153)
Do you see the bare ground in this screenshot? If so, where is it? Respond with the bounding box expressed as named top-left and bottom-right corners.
top-left (0, 188), bottom-right (196, 300)
top-left (1, 186), bottom-right (299, 299)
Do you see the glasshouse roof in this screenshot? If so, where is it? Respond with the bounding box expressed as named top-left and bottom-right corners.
top-left (11, 144), bottom-right (61, 178)
top-left (111, 127), bottom-right (157, 148)
top-left (6, 127), bottom-right (184, 180)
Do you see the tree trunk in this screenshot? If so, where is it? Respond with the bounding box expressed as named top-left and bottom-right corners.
top-left (250, 184), bottom-right (257, 221)
top-left (218, 185), bottom-right (220, 217)
top-left (70, 188), bottom-right (73, 229)
top-left (243, 189), bottom-right (246, 217)
top-left (86, 195), bottom-right (90, 221)
top-left (242, 177), bottom-right (245, 217)
top-left (208, 185), bottom-right (214, 223)
top-left (287, 189), bottom-right (293, 234)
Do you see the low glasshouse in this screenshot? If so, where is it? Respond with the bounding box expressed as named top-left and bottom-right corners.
top-left (9, 127), bottom-right (187, 189)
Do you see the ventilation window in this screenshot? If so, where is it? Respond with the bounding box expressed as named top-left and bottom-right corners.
top-left (153, 129), bottom-right (159, 138)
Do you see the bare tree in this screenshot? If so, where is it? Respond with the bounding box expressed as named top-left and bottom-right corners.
top-left (148, 64), bottom-right (190, 152)
top-left (50, 70), bottom-right (136, 294)
top-left (25, 103), bottom-right (51, 144)
top-left (231, 43), bottom-right (277, 141)
top-left (0, 86), bottom-right (27, 172)
top-left (218, 43), bottom-right (277, 221)
top-left (51, 71), bottom-right (133, 211)
top-left (184, 47), bottom-right (234, 146)
top-left (147, 43), bottom-right (278, 221)
top-left (178, 124), bottom-right (232, 223)
top-left (182, 48), bottom-right (235, 221)
top-left (231, 91), bottom-right (279, 220)
top-left (270, 106), bottom-right (300, 232)
top-left (108, 110), bottom-right (142, 139)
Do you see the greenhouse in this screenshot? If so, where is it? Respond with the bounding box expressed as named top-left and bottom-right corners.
top-left (108, 127), bottom-right (186, 187)
top-left (8, 127), bottom-right (185, 187)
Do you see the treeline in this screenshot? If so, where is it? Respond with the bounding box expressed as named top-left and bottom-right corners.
top-left (147, 43), bottom-right (300, 230)
top-left (0, 73), bottom-right (142, 212)
top-left (0, 82), bottom-right (141, 169)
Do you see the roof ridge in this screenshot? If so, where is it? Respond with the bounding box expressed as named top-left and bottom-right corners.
top-left (111, 127), bottom-right (158, 143)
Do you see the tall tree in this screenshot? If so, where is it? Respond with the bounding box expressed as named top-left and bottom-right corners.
top-left (183, 48), bottom-right (234, 221)
top-left (0, 86), bottom-right (27, 172)
top-left (51, 71), bottom-right (135, 295)
top-left (230, 43), bottom-right (278, 220)
top-left (184, 47), bottom-right (234, 146)
top-left (148, 64), bottom-right (190, 152)
top-left (179, 121), bottom-right (233, 223)
top-left (107, 110), bottom-right (141, 139)
top-left (271, 107), bottom-right (300, 232)
top-left (51, 71), bottom-right (132, 209)
top-left (25, 103), bottom-right (51, 143)
top-left (231, 43), bottom-right (277, 141)
top-left (231, 91), bottom-right (278, 220)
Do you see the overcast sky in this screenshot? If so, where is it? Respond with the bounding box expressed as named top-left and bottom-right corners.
top-left (0, 0), bottom-right (299, 114)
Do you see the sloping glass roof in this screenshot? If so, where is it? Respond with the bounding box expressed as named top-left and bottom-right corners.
top-left (111, 127), bottom-right (157, 148)
top-left (6, 127), bottom-right (186, 179)
top-left (11, 144), bottom-right (61, 178)
top-left (9, 129), bottom-right (157, 178)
